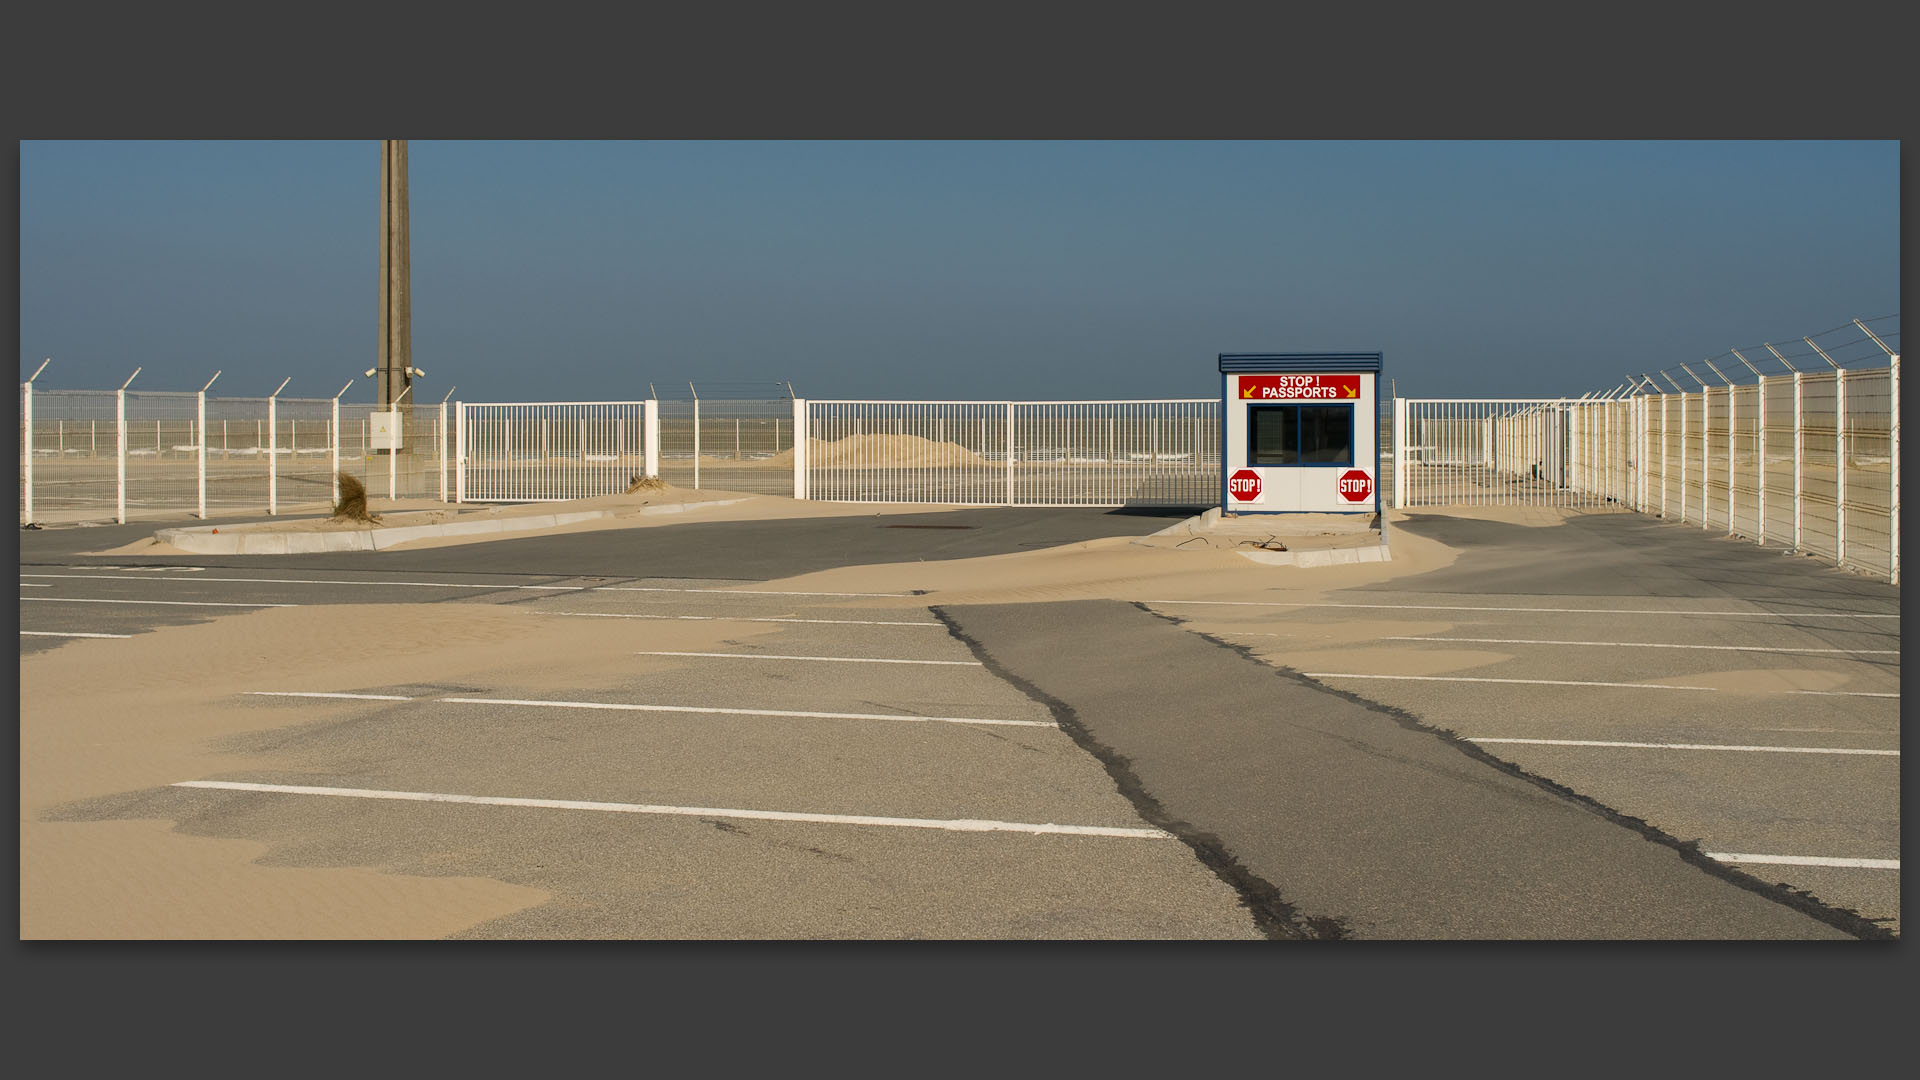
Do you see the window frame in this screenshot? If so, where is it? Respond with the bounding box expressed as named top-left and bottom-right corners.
top-left (1245, 402), bottom-right (1355, 468)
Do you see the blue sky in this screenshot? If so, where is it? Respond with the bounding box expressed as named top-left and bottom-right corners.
top-left (18, 140), bottom-right (1899, 403)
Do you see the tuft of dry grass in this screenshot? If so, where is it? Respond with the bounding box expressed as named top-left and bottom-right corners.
top-left (332, 473), bottom-right (380, 523)
top-left (626, 475), bottom-right (669, 494)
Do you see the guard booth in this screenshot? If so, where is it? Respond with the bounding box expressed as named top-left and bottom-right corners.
top-left (1219, 352), bottom-right (1383, 516)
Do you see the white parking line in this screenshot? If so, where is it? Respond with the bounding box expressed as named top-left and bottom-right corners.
top-left (21, 630), bottom-right (134, 639)
top-left (1468, 737), bottom-right (1898, 757)
top-left (1379, 636), bottom-right (1899, 657)
top-left (1706, 852), bottom-right (1898, 870)
top-left (22, 597), bottom-right (296, 608)
top-left (1303, 672), bottom-right (1899, 697)
top-left (170, 780), bottom-right (1170, 838)
top-left (22, 573), bottom-right (909, 597)
top-left (598, 586), bottom-right (912, 598)
top-left (22, 573), bottom-right (584, 591)
top-left (636, 651), bottom-right (980, 666)
top-left (247, 691), bottom-right (417, 701)
top-left (1150, 600), bottom-right (1900, 619)
top-left (21, 583), bottom-right (50, 587)
top-left (438, 696), bottom-right (1052, 729)
top-left (539, 612), bottom-right (943, 627)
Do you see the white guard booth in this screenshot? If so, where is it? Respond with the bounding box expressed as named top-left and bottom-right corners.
top-left (1219, 352), bottom-right (1383, 516)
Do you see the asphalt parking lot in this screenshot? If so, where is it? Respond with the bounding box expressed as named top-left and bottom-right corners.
top-left (16, 504), bottom-right (1901, 938)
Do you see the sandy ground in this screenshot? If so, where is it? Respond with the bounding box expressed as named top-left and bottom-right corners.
top-left (24, 488), bottom-right (1513, 939)
top-left (89, 484), bottom-right (1006, 558)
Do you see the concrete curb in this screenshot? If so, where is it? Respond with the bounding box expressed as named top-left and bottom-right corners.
top-left (153, 498), bottom-right (752, 555)
top-left (1236, 543), bottom-right (1392, 567)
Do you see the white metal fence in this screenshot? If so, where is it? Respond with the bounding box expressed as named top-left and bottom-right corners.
top-left (22, 317), bottom-right (1896, 586)
top-left (456, 401), bottom-right (652, 503)
top-left (1393, 353), bottom-right (1899, 583)
top-left (19, 383), bottom-right (453, 524)
top-left (651, 397), bottom-right (797, 497)
top-left (800, 399), bottom-right (1218, 506)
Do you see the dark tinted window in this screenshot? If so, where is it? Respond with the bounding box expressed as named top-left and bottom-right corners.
top-left (1247, 404), bottom-right (1352, 467)
top-left (1248, 406), bottom-right (1298, 465)
top-left (1299, 405), bottom-right (1352, 464)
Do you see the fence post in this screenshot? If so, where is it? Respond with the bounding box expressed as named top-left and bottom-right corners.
top-left (1677, 394), bottom-right (1686, 524)
top-left (1393, 397), bottom-right (1407, 509)
top-left (1891, 354), bottom-right (1900, 584)
top-left (20, 377), bottom-right (30, 526)
top-left (1726, 384), bottom-right (1735, 535)
top-left (1793, 371), bottom-right (1803, 551)
top-left (455, 401), bottom-right (467, 504)
top-left (1756, 377), bottom-right (1767, 544)
top-left (1005, 401), bottom-right (1015, 506)
top-left (1835, 368), bottom-right (1847, 569)
top-left (1700, 389), bottom-right (1710, 530)
top-left (439, 399), bottom-right (449, 503)
top-left (197, 371), bottom-right (220, 518)
top-left (790, 398), bottom-right (806, 499)
top-left (693, 395), bottom-right (701, 490)
top-left (267, 377), bottom-right (290, 515)
top-left (22, 358), bottom-right (49, 525)
top-left (115, 368), bottom-right (138, 524)
top-left (644, 399), bottom-right (660, 480)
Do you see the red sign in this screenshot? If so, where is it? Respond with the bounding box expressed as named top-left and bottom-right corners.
top-left (1338, 469), bottom-right (1373, 503)
top-left (1240, 374), bottom-right (1362, 401)
top-left (1228, 469), bottom-right (1262, 502)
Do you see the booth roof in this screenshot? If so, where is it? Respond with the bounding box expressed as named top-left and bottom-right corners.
top-left (1218, 353), bottom-right (1383, 374)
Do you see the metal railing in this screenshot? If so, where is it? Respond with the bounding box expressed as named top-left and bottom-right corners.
top-left (1391, 317), bottom-right (1899, 583)
top-left (800, 399), bottom-right (1218, 506)
top-left (21, 379), bottom-right (451, 524)
top-left (456, 401), bottom-right (651, 503)
top-left (651, 396), bottom-right (796, 497)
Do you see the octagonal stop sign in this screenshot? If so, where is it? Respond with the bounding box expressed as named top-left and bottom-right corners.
top-left (1228, 469), bottom-right (1261, 502)
top-left (1338, 469), bottom-right (1373, 503)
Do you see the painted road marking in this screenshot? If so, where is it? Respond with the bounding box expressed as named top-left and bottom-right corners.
top-left (171, 780), bottom-right (1170, 838)
top-left (437, 696), bottom-right (1053, 729)
top-left (1149, 599), bottom-right (1900, 619)
top-left (21, 583), bottom-right (50, 587)
top-left (20, 630), bottom-right (134, 639)
top-left (538, 612), bottom-right (943, 627)
top-left (1303, 672), bottom-right (1899, 697)
top-left (636, 651), bottom-right (980, 666)
top-left (247, 691), bottom-right (417, 701)
top-left (22, 573), bottom-right (586, 591)
top-left (1706, 852), bottom-right (1898, 871)
top-left (1469, 737), bottom-right (1898, 757)
top-left (597, 586), bottom-right (912, 598)
top-left (22, 573), bottom-right (909, 597)
top-left (1379, 636), bottom-right (1899, 657)
top-left (22, 597), bottom-right (296, 608)
top-left (1306, 672), bottom-right (1711, 691)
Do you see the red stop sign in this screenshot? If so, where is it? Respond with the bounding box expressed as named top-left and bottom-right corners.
top-left (1228, 469), bottom-right (1261, 501)
top-left (1338, 469), bottom-right (1373, 503)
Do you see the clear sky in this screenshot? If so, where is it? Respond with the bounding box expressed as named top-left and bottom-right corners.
top-left (18, 140), bottom-right (1899, 403)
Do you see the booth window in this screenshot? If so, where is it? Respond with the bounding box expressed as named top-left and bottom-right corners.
top-left (1248, 404), bottom-right (1352, 466)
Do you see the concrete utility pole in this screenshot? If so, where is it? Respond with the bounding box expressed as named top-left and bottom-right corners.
top-left (379, 140), bottom-right (412, 411)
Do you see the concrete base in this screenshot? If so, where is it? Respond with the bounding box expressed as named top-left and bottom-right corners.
top-left (1235, 544), bottom-right (1391, 567)
top-left (1132, 506), bottom-right (1389, 566)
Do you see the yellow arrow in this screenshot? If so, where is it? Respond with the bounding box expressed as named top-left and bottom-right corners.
top-left (1344, 384), bottom-right (1356, 397)
top-left (1242, 384), bottom-right (1256, 399)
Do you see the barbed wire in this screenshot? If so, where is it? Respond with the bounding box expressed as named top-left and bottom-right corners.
top-left (1604, 313), bottom-right (1899, 397)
